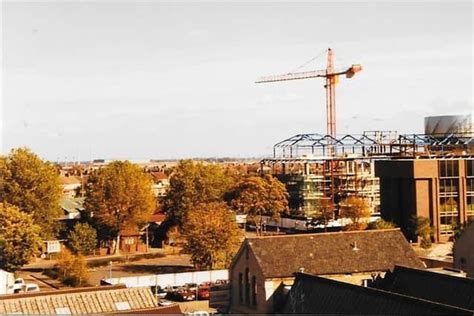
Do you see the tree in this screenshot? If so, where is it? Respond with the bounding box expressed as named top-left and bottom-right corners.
top-left (313, 198), bottom-right (335, 231)
top-left (183, 202), bottom-right (242, 269)
top-left (226, 175), bottom-right (288, 236)
top-left (163, 160), bottom-right (239, 226)
top-left (367, 219), bottom-right (396, 230)
top-left (0, 203), bottom-right (41, 271)
top-left (340, 196), bottom-right (371, 231)
top-left (0, 148), bottom-right (62, 239)
top-left (56, 248), bottom-right (88, 286)
top-left (84, 161), bottom-right (155, 254)
top-left (410, 216), bottom-right (433, 249)
top-left (68, 223), bottom-right (97, 255)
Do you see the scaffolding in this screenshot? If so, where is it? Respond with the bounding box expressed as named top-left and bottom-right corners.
top-left (261, 131), bottom-right (474, 217)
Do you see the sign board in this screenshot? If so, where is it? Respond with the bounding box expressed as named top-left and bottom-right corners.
top-left (235, 214), bottom-right (247, 224)
top-left (45, 240), bottom-right (61, 254)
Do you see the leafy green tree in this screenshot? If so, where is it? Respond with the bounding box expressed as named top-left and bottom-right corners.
top-left (226, 175), bottom-right (288, 236)
top-left (84, 161), bottom-right (155, 254)
top-left (0, 203), bottom-right (41, 271)
top-left (68, 223), bottom-right (97, 255)
top-left (183, 202), bottom-right (242, 269)
top-left (163, 160), bottom-right (239, 226)
top-left (367, 219), bottom-right (396, 230)
top-left (340, 196), bottom-right (371, 231)
top-left (0, 148), bottom-right (62, 239)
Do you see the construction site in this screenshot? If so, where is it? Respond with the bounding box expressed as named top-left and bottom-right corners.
top-left (256, 48), bottom-right (474, 220)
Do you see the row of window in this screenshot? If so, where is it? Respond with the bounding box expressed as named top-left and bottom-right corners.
top-left (238, 269), bottom-right (257, 307)
top-left (439, 160), bottom-right (474, 178)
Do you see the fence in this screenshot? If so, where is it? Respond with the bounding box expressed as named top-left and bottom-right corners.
top-left (102, 269), bottom-right (228, 288)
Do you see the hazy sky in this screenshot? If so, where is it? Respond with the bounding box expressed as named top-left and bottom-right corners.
top-left (2, 1), bottom-right (473, 161)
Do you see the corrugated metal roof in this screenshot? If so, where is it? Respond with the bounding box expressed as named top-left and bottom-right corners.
top-left (0, 286), bottom-right (157, 314)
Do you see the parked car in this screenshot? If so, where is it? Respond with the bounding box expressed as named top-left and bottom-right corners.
top-left (185, 282), bottom-right (198, 291)
top-left (178, 288), bottom-right (196, 301)
top-left (23, 283), bottom-right (40, 292)
top-left (158, 299), bottom-right (174, 306)
top-left (197, 283), bottom-right (210, 300)
top-left (151, 285), bottom-right (167, 299)
top-left (167, 287), bottom-right (196, 302)
top-left (12, 278), bottom-right (25, 293)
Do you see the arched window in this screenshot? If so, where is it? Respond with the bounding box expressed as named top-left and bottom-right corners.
top-left (245, 268), bottom-right (250, 305)
top-left (252, 276), bottom-right (257, 306)
top-left (238, 272), bottom-right (243, 304)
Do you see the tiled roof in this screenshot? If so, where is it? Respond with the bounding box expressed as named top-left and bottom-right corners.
top-left (60, 197), bottom-right (85, 213)
top-left (149, 212), bottom-right (166, 223)
top-left (379, 265), bottom-right (474, 311)
top-left (242, 229), bottom-right (425, 278)
top-left (0, 285), bottom-right (157, 314)
top-left (283, 273), bottom-right (472, 314)
top-left (150, 172), bottom-right (168, 182)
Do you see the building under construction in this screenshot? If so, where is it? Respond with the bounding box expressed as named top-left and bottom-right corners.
top-left (256, 49), bottom-right (473, 223)
top-left (260, 119), bottom-right (473, 219)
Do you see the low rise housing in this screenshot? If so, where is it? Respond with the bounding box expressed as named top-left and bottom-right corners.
top-left (228, 229), bottom-right (424, 314)
top-left (59, 196), bottom-right (84, 221)
top-left (60, 175), bottom-right (82, 197)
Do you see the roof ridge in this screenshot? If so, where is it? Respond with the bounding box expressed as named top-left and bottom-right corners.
top-left (394, 265), bottom-right (474, 284)
top-left (246, 228), bottom-right (401, 240)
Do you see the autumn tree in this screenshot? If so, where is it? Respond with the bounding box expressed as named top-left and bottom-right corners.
top-left (0, 148), bottom-right (62, 239)
top-left (56, 248), bottom-right (88, 286)
top-left (409, 216), bottom-right (433, 249)
top-left (313, 198), bottom-right (335, 231)
top-left (163, 160), bottom-right (239, 226)
top-left (367, 219), bottom-right (396, 230)
top-left (183, 202), bottom-right (242, 269)
top-left (0, 203), bottom-right (41, 271)
top-left (226, 175), bottom-right (288, 236)
top-left (340, 196), bottom-right (371, 231)
top-left (68, 223), bottom-right (97, 255)
top-left (84, 161), bottom-right (155, 254)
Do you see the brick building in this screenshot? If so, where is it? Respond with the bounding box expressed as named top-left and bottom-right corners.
top-left (375, 158), bottom-right (474, 242)
top-left (228, 229), bottom-right (424, 314)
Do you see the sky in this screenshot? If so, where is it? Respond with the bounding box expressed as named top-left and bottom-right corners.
top-left (1, 0), bottom-right (473, 161)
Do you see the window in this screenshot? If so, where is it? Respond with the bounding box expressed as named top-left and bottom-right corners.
top-left (114, 302), bottom-right (131, 311)
top-left (238, 272), bottom-right (243, 304)
top-left (439, 162), bottom-right (460, 236)
top-left (251, 276), bottom-right (257, 307)
top-left (467, 196), bottom-right (474, 223)
top-left (439, 196), bottom-right (459, 235)
top-left (439, 160), bottom-right (459, 178)
top-left (55, 307), bottom-right (71, 315)
top-left (466, 159), bottom-right (474, 177)
top-left (467, 167), bottom-right (474, 222)
top-left (245, 268), bottom-right (250, 306)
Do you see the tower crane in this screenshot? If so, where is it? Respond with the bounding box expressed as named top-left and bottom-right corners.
top-left (255, 48), bottom-right (362, 149)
